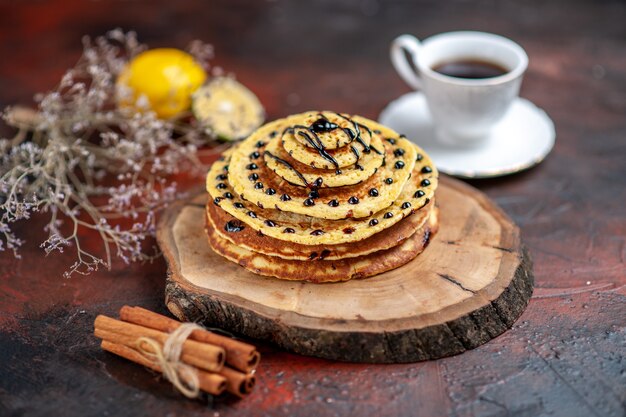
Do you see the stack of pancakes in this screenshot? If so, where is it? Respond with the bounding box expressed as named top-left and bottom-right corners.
top-left (205, 111), bottom-right (439, 283)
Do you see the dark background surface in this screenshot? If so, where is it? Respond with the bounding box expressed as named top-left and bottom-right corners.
top-left (0, 1), bottom-right (625, 416)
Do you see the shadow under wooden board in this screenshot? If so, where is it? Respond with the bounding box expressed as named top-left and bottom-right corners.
top-left (158, 176), bottom-right (533, 363)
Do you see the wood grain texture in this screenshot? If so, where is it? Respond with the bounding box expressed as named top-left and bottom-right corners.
top-left (0, 0), bottom-right (624, 416)
top-left (160, 177), bottom-right (533, 362)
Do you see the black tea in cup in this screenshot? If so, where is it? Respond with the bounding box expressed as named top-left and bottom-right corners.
top-left (432, 59), bottom-right (508, 79)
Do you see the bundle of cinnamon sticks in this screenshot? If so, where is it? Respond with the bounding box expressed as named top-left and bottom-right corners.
top-left (94, 306), bottom-right (259, 397)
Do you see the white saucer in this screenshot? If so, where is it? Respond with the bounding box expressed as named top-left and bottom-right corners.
top-left (379, 92), bottom-right (555, 178)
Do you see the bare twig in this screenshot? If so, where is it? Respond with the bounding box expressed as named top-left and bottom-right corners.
top-left (0, 29), bottom-right (223, 277)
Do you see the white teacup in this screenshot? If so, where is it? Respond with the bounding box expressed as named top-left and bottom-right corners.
top-left (390, 31), bottom-right (528, 146)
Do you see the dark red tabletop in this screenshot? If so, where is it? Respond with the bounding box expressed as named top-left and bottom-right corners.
top-left (0, 1), bottom-right (624, 416)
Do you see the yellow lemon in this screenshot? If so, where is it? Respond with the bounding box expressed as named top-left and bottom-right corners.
top-left (117, 48), bottom-right (207, 119)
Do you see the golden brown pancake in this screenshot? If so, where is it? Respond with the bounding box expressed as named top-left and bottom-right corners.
top-left (290, 111), bottom-right (372, 150)
top-left (282, 127), bottom-right (383, 169)
top-left (204, 110), bottom-right (440, 282)
top-left (207, 197), bottom-right (435, 261)
top-left (205, 207), bottom-right (439, 283)
top-left (266, 135), bottom-right (383, 188)
top-left (226, 113), bottom-right (425, 219)
top-left (207, 149), bottom-right (436, 245)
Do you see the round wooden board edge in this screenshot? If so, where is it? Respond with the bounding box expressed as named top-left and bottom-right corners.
top-left (158, 176), bottom-right (534, 363)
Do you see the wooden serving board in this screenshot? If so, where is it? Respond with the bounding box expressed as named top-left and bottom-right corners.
top-left (158, 176), bottom-right (533, 363)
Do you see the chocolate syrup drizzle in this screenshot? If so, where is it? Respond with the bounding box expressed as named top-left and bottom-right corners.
top-left (264, 150), bottom-right (310, 188)
top-left (333, 112), bottom-right (383, 156)
top-left (282, 113), bottom-right (383, 179)
top-left (350, 145), bottom-right (364, 170)
top-left (291, 126), bottom-right (341, 174)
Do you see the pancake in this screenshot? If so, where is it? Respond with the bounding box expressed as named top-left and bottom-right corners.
top-left (205, 207), bottom-right (439, 283)
top-left (207, 148), bottom-right (437, 245)
top-left (204, 110), bottom-right (440, 282)
top-left (282, 128), bottom-right (384, 169)
top-left (207, 196), bottom-right (435, 261)
top-left (291, 111), bottom-right (372, 150)
top-left (265, 136), bottom-right (383, 188)
top-left (227, 116), bottom-right (420, 220)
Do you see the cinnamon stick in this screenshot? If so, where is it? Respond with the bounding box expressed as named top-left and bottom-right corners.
top-left (101, 340), bottom-right (227, 396)
top-left (218, 366), bottom-right (256, 397)
top-left (120, 306), bottom-right (260, 372)
top-left (95, 328), bottom-right (218, 375)
top-left (95, 315), bottom-right (225, 372)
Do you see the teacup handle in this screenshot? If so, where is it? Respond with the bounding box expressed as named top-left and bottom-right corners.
top-left (390, 34), bottom-right (423, 90)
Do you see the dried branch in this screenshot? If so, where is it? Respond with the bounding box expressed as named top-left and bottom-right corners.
top-left (0, 29), bottom-right (224, 277)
